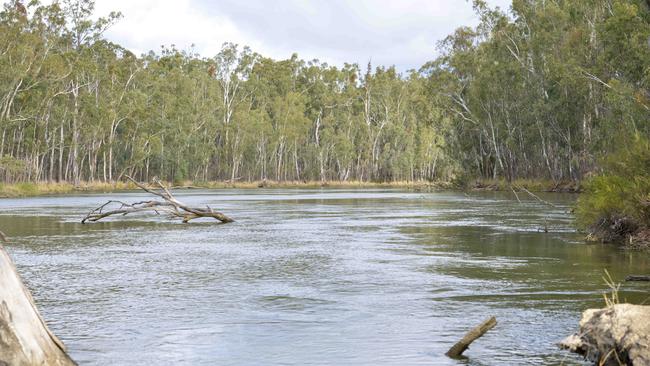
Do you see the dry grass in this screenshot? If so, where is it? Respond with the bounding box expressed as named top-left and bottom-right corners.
top-left (602, 269), bottom-right (621, 307)
top-left (0, 179), bottom-right (451, 197)
top-left (0, 181), bottom-right (134, 198)
top-left (0, 178), bottom-right (577, 198)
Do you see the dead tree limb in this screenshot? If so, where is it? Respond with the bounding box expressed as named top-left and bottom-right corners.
top-left (509, 185), bottom-right (521, 203)
top-left (446, 316), bottom-right (497, 358)
top-left (81, 176), bottom-right (234, 224)
top-left (513, 185), bottom-right (558, 208)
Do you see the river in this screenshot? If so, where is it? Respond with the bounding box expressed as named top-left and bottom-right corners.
top-left (1, 189), bottom-right (648, 365)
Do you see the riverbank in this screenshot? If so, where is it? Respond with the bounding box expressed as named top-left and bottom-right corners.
top-left (586, 225), bottom-right (650, 251)
top-left (470, 179), bottom-right (582, 193)
top-left (0, 178), bottom-right (580, 198)
top-left (0, 180), bottom-right (454, 198)
top-left (0, 181), bottom-right (134, 198)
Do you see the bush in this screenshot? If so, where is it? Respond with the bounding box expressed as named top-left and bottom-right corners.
top-left (0, 156), bottom-right (28, 176)
top-left (576, 135), bottom-right (650, 242)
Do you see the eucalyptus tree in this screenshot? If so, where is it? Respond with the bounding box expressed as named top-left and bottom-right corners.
top-left (1, 0), bottom-right (647, 188)
top-left (428, 0), bottom-right (650, 183)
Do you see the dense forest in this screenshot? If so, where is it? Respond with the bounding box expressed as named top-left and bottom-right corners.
top-left (0, 0), bottom-right (648, 185)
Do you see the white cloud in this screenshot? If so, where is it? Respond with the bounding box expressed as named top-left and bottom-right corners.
top-left (92, 0), bottom-right (264, 57)
top-left (52, 0), bottom-right (513, 70)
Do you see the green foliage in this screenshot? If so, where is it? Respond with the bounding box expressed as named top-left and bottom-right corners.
top-left (0, 0), bottom-right (451, 184)
top-left (576, 136), bottom-right (650, 234)
top-left (427, 0), bottom-right (650, 183)
top-left (0, 0), bottom-right (647, 190)
top-left (0, 156), bottom-right (28, 176)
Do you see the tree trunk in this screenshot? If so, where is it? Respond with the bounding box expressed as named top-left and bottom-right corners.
top-left (0, 243), bottom-right (76, 366)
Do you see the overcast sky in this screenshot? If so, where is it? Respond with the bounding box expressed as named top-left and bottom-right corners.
top-left (89, 0), bottom-right (511, 71)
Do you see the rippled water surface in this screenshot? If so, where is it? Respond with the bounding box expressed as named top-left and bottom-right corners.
top-left (1, 189), bottom-right (648, 365)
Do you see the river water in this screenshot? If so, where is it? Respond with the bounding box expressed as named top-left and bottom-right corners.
top-left (1, 189), bottom-right (648, 365)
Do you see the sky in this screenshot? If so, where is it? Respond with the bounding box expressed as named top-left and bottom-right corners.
top-left (85, 0), bottom-right (512, 71)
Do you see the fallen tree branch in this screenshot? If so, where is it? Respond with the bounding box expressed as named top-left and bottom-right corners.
top-left (446, 316), bottom-right (497, 358)
top-left (513, 185), bottom-right (558, 208)
top-left (81, 176), bottom-right (234, 224)
top-left (510, 185), bottom-right (521, 203)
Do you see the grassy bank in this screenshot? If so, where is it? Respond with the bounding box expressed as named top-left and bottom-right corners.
top-left (0, 180), bottom-right (456, 198)
top-left (0, 181), bottom-right (134, 198)
top-left (0, 178), bottom-right (581, 198)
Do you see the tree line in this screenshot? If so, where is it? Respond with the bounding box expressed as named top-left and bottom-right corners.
top-left (430, 0), bottom-right (649, 183)
top-left (0, 0), bottom-right (648, 185)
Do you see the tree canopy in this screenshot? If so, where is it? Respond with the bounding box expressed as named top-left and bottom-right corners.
top-left (0, 0), bottom-right (648, 185)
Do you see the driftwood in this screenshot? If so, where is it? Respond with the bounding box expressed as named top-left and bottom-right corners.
top-left (446, 316), bottom-right (497, 358)
top-left (0, 234), bottom-right (76, 366)
top-left (625, 275), bottom-right (650, 282)
top-left (81, 176), bottom-right (234, 224)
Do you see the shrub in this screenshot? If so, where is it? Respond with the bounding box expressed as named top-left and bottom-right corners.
top-left (575, 135), bottom-right (650, 242)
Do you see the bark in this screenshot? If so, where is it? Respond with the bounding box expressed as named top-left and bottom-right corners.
top-left (0, 234), bottom-right (76, 366)
top-left (446, 316), bottom-right (497, 358)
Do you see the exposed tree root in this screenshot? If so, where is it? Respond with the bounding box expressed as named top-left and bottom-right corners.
top-left (81, 176), bottom-right (234, 224)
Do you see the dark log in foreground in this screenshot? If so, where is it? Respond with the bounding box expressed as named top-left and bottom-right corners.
top-left (625, 275), bottom-right (650, 282)
top-left (0, 234), bottom-right (76, 366)
top-left (446, 316), bottom-right (497, 358)
top-left (81, 176), bottom-right (234, 224)
top-left (560, 304), bottom-right (650, 365)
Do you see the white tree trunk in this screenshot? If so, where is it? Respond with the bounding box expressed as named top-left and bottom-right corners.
top-left (0, 244), bottom-right (76, 366)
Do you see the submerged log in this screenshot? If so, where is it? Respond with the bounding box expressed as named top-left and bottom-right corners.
top-left (0, 234), bottom-right (76, 366)
top-left (81, 176), bottom-right (234, 224)
top-left (625, 275), bottom-right (650, 282)
top-left (560, 304), bottom-right (650, 365)
top-left (446, 316), bottom-right (497, 358)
